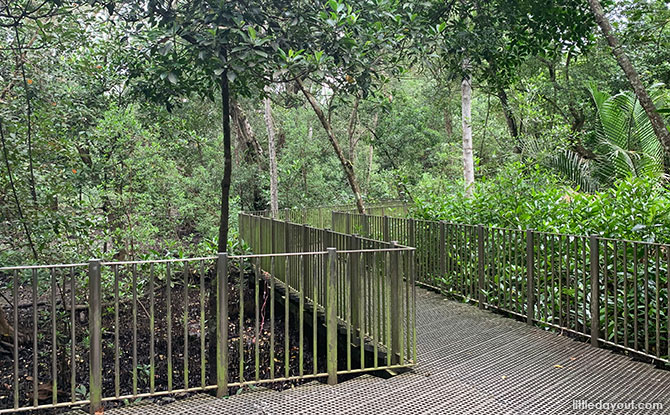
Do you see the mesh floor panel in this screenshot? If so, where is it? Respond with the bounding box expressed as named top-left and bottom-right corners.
top-left (99, 288), bottom-right (669, 414)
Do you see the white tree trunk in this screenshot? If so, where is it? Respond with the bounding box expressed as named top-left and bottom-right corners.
top-left (461, 72), bottom-right (475, 198)
top-left (264, 97), bottom-right (279, 217)
top-left (302, 126), bottom-right (312, 193)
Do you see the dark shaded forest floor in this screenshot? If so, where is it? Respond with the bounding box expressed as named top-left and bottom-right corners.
top-left (0, 267), bottom-right (322, 413)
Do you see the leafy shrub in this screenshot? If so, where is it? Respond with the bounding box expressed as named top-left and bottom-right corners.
top-left (411, 162), bottom-right (670, 243)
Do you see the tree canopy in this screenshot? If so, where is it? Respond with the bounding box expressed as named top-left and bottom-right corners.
top-left (3, 0), bottom-right (670, 265)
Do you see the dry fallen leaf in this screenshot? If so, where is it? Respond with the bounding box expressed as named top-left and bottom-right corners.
top-left (554, 364), bottom-right (563, 369)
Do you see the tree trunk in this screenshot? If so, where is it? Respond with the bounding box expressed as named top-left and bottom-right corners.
top-left (588, 0), bottom-right (670, 152)
top-left (444, 108), bottom-right (453, 138)
top-left (218, 72), bottom-right (233, 240)
top-left (217, 71), bottom-right (232, 253)
top-left (264, 97), bottom-right (279, 217)
top-left (366, 144), bottom-right (374, 187)
top-left (366, 112), bottom-right (378, 190)
top-left (14, 25), bottom-right (37, 203)
top-left (0, 117), bottom-right (37, 261)
top-left (347, 96), bottom-right (360, 164)
top-left (461, 72), bottom-right (475, 198)
top-left (497, 88), bottom-right (521, 153)
top-left (303, 126), bottom-right (312, 194)
top-left (296, 79), bottom-right (366, 214)
top-left (209, 68), bottom-right (233, 384)
top-left (231, 100), bottom-right (264, 164)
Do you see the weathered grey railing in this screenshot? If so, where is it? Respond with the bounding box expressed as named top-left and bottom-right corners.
top-left (0, 209), bottom-right (415, 414)
top-left (330, 211), bottom-right (670, 365)
top-left (246, 201), bottom-right (407, 229)
top-left (238, 212), bottom-right (416, 374)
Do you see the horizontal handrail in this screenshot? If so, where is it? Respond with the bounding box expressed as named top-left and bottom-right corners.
top-left (0, 207), bottom-right (417, 414)
top-left (238, 211), bottom-right (417, 386)
top-left (330, 210), bottom-right (669, 365)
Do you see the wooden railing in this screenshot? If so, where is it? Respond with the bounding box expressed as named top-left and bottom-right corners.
top-left (0, 208), bottom-right (416, 414)
top-left (246, 200), bottom-right (408, 229)
top-left (238, 212), bottom-right (417, 376)
top-left (331, 211), bottom-right (669, 365)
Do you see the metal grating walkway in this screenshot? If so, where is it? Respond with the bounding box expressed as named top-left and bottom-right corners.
top-left (103, 288), bottom-right (670, 414)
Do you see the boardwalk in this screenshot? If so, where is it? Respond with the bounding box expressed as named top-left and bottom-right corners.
top-left (103, 287), bottom-right (670, 414)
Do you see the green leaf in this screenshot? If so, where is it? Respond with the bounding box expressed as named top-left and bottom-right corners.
top-left (158, 41), bottom-right (173, 56)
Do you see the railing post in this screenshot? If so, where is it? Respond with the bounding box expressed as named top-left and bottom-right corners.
top-left (88, 259), bottom-right (102, 415)
top-left (477, 225), bottom-right (485, 310)
top-left (303, 224), bottom-right (310, 293)
top-left (590, 235), bottom-right (600, 347)
top-left (284, 218), bottom-right (291, 284)
top-left (390, 241), bottom-right (402, 364)
top-left (526, 229), bottom-right (535, 325)
top-left (285, 216), bottom-right (290, 252)
top-left (409, 218), bottom-right (416, 248)
top-left (323, 228), bottom-right (330, 251)
top-left (440, 221), bottom-right (447, 277)
top-left (351, 236), bottom-right (361, 343)
top-left (363, 214), bottom-right (370, 238)
top-left (331, 211), bottom-right (336, 231)
top-left (326, 247), bottom-right (338, 385)
top-left (383, 216), bottom-right (390, 242)
top-left (216, 253), bottom-right (229, 397)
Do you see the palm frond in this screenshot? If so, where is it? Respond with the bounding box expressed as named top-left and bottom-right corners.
top-left (547, 149), bottom-right (598, 192)
top-left (587, 83), bottom-right (667, 183)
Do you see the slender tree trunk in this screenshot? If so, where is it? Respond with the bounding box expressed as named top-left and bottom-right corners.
top-left (444, 108), bottom-right (453, 138)
top-left (0, 118), bottom-right (37, 261)
top-left (296, 79), bottom-right (366, 214)
top-left (303, 126), bottom-right (312, 194)
top-left (588, 0), bottom-right (670, 152)
top-left (231, 100), bottom-right (264, 164)
top-left (347, 96), bottom-right (360, 164)
top-left (264, 97), bottom-right (279, 217)
top-left (497, 88), bottom-right (521, 153)
top-left (0, 30), bottom-right (37, 102)
top-left (217, 70), bottom-right (232, 253)
top-left (366, 144), bottom-right (374, 189)
top-left (209, 67), bottom-right (233, 384)
top-left (366, 112), bottom-right (378, 190)
top-left (461, 71), bottom-right (475, 198)
top-left (231, 100), bottom-right (264, 210)
top-left (14, 25), bottom-right (37, 203)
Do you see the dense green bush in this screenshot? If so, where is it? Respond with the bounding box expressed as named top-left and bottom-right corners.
top-left (411, 162), bottom-right (670, 243)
